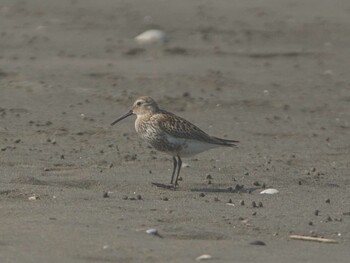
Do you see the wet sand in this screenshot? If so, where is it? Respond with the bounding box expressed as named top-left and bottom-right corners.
top-left (0, 0), bottom-right (350, 262)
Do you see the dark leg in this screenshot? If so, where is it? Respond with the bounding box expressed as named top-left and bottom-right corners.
top-left (174, 155), bottom-right (182, 186)
top-left (170, 156), bottom-right (177, 184)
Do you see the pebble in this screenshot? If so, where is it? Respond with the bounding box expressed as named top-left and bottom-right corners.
top-left (250, 240), bottom-right (266, 246)
top-left (325, 198), bottom-right (330, 203)
top-left (199, 193), bottom-right (205, 197)
top-left (314, 210), bottom-right (320, 216)
top-left (252, 201), bottom-right (257, 208)
top-left (103, 192), bottom-right (109, 198)
top-left (239, 200), bottom-right (245, 206)
top-left (253, 181), bottom-right (260, 186)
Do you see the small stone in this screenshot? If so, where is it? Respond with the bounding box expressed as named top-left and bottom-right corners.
top-left (122, 196), bottom-right (128, 200)
top-left (252, 201), bottom-right (257, 208)
top-left (253, 181), bottom-right (260, 186)
top-left (239, 200), bottom-right (245, 206)
top-left (182, 92), bottom-right (190, 97)
top-left (162, 197), bottom-right (169, 201)
top-left (308, 221), bottom-right (313, 226)
top-left (103, 192), bottom-right (109, 198)
top-left (314, 210), bottom-right (320, 216)
top-left (14, 139), bottom-right (21, 143)
top-left (298, 181), bottom-right (302, 185)
top-left (137, 195), bottom-right (142, 200)
top-left (326, 216), bottom-right (332, 222)
top-left (252, 212), bottom-right (257, 216)
top-left (325, 198), bottom-right (330, 203)
top-left (214, 197), bottom-right (219, 202)
top-left (258, 202), bottom-right (263, 207)
top-left (206, 174), bottom-right (212, 180)
top-left (199, 193), bottom-right (205, 197)
top-left (249, 240), bottom-right (266, 246)
top-left (228, 199), bottom-right (233, 203)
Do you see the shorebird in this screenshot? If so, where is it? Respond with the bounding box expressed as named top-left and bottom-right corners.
top-left (111, 96), bottom-right (238, 189)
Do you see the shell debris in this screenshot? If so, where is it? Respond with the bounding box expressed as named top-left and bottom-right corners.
top-left (135, 30), bottom-right (167, 46)
top-left (196, 254), bottom-right (212, 261)
top-left (260, 188), bottom-right (279, 194)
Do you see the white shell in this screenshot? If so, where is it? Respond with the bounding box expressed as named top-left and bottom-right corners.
top-left (182, 163), bottom-right (190, 168)
top-left (196, 254), bottom-right (212, 261)
top-left (260, 188), bottom-right (279, 194)
top-left (135, 30), bottom-right (167, 45)
top-left (146, 228), bottom-right (158, 235)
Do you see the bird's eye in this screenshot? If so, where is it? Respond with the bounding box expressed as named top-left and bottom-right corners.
top-left (136, 101), bottom-right (142, 106)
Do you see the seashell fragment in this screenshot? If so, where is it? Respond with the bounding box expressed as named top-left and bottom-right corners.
top-left (196, 254), bottom-right (212, 261)
top-left (146, 228), bottom-right (158, 235)
top-left (260, 188), bottom-right (279, 194)
top-left (135, 30), bottom-right (167, 45)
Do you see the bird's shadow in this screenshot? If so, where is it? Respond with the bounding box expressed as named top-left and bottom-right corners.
top-left (190, 186), bottom-right (259, 194)
top-left (151, 182), bottom-right (260, 193)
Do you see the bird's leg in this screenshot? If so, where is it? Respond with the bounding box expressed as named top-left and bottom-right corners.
top-left (170, 156), bottom-right (177, 185)
top-left (174, 155), bottom-right (182, 187)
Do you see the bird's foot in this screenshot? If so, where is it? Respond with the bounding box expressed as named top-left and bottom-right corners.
top-left (151, 182), bottom-right (177, 190)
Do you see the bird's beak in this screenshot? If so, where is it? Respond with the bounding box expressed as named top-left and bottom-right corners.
top-left (111, 110), bottom-right (133, 126)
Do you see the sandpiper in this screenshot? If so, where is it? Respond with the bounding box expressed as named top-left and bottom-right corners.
top-left (111, 96), bottom-right (238, 189)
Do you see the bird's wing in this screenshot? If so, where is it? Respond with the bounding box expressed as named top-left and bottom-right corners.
top-left (155, 111), bottom-right (236, 146)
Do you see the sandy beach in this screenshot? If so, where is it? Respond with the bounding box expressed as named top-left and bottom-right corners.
top-left (0, 0), bottom-right (350, 262)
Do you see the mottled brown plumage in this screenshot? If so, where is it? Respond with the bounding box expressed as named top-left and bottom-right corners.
top-left (111, 96), bottom-right (239, 188)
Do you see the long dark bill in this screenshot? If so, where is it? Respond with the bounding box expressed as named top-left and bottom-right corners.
top-left (111, 110), bottom-right (133, 126)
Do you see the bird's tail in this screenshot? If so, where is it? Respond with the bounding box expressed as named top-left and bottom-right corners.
top-left (211, 136), bottom-right (239, 147)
